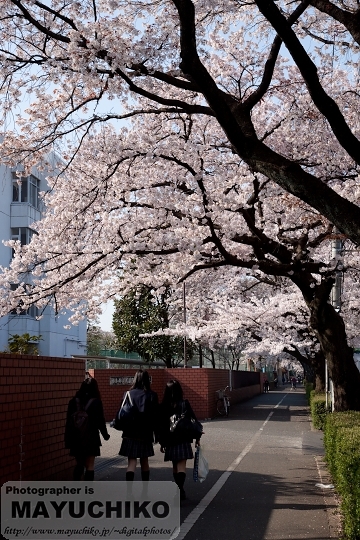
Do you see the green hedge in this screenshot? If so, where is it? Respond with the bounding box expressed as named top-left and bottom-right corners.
top-left (324, 412), bottom-right (360, 540)
top-left (310, 392), bottom-right (327, 430)
top-left (324, 412), bottom-right (360, 478)
top-left (305, 381), bottom-right (314, 405)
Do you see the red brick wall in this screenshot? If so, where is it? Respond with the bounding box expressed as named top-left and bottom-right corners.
top-left (229, 385), bottom-right (262, 404)
top-left (88, 368), bottom-right (165, 422)
top-left (89, 368), bottom-right (259, 421)
top-left (0, 354), bottom-right (85, 485)
top-left (1, 360), bottom-right (261, 484)
top-left (164, 368), bottom-right (211, 418)
top-left (206, 369), bottom-right (230, 418)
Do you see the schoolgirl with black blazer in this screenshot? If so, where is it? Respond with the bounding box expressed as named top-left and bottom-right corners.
top-left (159, 379), bottom-right (201, 500)
top-left (118, 369), bottom-right (159, 481)
top-left (65, 376), bottom-right (110, 480)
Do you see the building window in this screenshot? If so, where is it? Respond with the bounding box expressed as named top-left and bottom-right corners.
top-left (29, 175), bottom-right (40, 208)
top-left (10, 284), bottom-right (38, 318)
top-left (11, 227), bottom-right (34, 246)
top-left (12, 173), bottom-right (40, 209)
top-left (10, 227), bottom-right (35, 259)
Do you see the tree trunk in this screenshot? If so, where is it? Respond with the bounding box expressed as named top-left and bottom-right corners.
top-left (282, 346), bottom-right (321, 388)
top-left (312, 351), bottom-right (326, 393)
top-left (303, 363), bottom-right (314, 385)
top-left (314, 375), bottom-right (323, 393)
top-left (309, 300), bottom-right (360, 411)
top-left (164, 356), bottom-right (172, 368)
top-left (199, 344), bottom-right (203, 368)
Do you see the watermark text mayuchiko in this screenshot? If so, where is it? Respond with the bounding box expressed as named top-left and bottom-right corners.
top-left (1, 481), bottom-right (180, 540)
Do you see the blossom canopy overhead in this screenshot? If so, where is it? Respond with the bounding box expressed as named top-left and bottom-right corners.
top-left (1, 1), bottom-right (360, 410)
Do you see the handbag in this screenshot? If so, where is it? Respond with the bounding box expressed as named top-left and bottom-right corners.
top-left (169, 401), bottom-right (203, 439)
top-left (193, 446), bottom-right (209, 483)
top-left (111, 391), bottom-right (137, 431)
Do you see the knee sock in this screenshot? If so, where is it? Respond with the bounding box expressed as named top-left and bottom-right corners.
top-left (141, 470), bottom-right (150, 481)
top-left (174, 472), bottom-right (186, 500)
top-left (176, 472), bottom-right (186, 491)
top-left (126, 471), bottom-right (135, 481)
top-left (173, 472), bottom-right (179, 487)
top-left (84, 470), bottom-right (94, 481)
top-left (73, 464), bottom-right (84, 481)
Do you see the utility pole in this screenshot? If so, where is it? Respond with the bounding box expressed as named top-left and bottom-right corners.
top-left (327, 232), bottom-right (343, 410)
top-left (331, 235), bottom-right (343, 311)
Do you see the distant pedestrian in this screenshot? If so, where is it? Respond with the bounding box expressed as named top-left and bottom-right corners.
top-left (159, 379), bottom-right (202, 501)
top-left (118, 369), bottom-right (159, 481)
top-left (282, 374), bottom-right (286, 385)
top-left (274, 376), bottom-right (278, 388)
top-left (263, 378), bottom-right (270, 393)
top-left (65, 375), bottom-right (110, 481)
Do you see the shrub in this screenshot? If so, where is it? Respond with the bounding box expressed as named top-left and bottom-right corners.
top-left (8, 333), bottom-right (42, 355)
top-left (310, 393), bottom-right (327, 430)
top-left (324, 412), bottom-right (360, 478)
top-left (323, 412), bottom-right (360, 540)
top-left (305, 382), bottom-right (314, 405)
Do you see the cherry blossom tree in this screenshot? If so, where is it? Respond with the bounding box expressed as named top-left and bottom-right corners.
top-left (0, 1), bottom-right (360, 409)
top-left (1, 112), bottom-right (360, 408)
top-left (169, 274), bottom-right (325, 384)
top-left (0, 0), bottom-right (360, 238)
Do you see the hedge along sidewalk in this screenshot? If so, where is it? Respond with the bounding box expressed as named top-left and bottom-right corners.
top-left (307, 390), bottom-right (360, 538)
top-left (309, 390), bottom-right (328, 430)
top-left (323, 412), bottom-right (360, 540)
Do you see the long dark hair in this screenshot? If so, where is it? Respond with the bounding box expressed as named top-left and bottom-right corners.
top-left (76, 376), bottom-right (101, 403)
top-left (162, 379), bottom-right (183, 408)
top-left (130, 369), bottom-right (151, 391)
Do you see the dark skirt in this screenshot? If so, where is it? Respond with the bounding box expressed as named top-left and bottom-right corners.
top-left (164, 442), bottom-right (194, 462)
top-left (119, 438), bottom-right (155, 459)
top-left (69, 445), bottom-right (101, 458)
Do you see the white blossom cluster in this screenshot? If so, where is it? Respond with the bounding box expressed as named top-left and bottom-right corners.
top-left (0, 0), bottom-right (359, 360)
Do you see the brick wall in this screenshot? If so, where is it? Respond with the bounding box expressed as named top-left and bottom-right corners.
top-left (0, 354), bottom-right (85, 485)
top-left (206, 369), bottom-right (230, 418)
top-left (87, 368), bottom-right (167, 422)
top-left (1, 359), bottom-right (261, 484)
top-left (89, 368), bottom-right (260, 421)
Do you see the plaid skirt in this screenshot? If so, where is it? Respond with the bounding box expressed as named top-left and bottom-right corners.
top-left (164, 442), bottom-right (194, 462)
top-left (119, 437), bottom-right (154, 459)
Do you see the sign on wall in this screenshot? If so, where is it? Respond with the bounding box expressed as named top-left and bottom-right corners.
top-left (109, 376), bottom-right (152, 386)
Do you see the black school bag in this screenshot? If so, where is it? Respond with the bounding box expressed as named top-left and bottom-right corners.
top-left (111, 391), bottom-right (138, 431)
top-left (169, 400), bottom-right (203, 440)
top-left (72, 397), bottom-right (95, 442)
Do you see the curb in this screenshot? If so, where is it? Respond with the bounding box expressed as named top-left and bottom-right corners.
top-left (315, 455), bottom-right (342, 539)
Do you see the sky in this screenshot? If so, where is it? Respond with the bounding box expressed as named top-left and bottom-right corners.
top-left (97, 301), bottom-right (115, 332)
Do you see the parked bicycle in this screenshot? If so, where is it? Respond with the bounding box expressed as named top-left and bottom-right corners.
top-left (216, 386), bottom-right (231, 417)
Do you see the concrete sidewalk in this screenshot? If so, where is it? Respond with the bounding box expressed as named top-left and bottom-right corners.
top-left (94, 386), bottom-right (341, 540)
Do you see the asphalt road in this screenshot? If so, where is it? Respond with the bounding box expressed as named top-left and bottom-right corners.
top-left (96, 386), bottom-right (339, 540)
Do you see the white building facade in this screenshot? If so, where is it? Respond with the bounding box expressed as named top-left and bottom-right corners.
top-left (0, 163), bottom-right (87, 357)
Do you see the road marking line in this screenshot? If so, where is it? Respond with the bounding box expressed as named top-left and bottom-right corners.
top-left (172, 395), bottom-right (287, 539)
